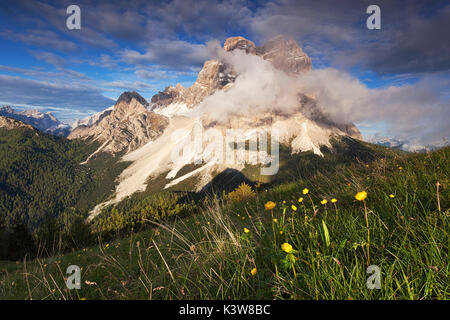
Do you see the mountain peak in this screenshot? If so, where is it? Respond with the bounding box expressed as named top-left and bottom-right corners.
top-left (69, 91), bottom-right (169, 154)
top-left (0, 105), bottom-right (14, 113)
top-left (0, 115), bottom-right (35, 131)
top-left (116, 91), bottom-right (148, 106)
top-left (223, 36), bottom-right (256, 53)
top-left (256, 35), bottom-right (311, 74)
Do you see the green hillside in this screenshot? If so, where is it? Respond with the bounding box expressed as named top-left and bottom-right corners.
top-left (0, 144), bottom-right (447, 300)
top-left (0, 127), bottom-right (129, 260)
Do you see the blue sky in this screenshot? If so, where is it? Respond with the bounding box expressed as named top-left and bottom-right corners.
top-left (0, 0), bottom-right (448, 146)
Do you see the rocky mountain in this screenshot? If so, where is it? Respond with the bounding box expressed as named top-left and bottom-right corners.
top-left (71, 106), bottom-right (114, 128)
top-left (68, 91), bottom-right (169, 156)
top-left (150, 60), bottom-right (236, 115)
top-left (255, 35), bottom-right (312, 75)
top-left (69, 35), bottom-right (364, 221)
top-left (0, 115), bottom-right (35, 131)
top-left (0, 106), bottom-right (70, 136)
top-left (150, 35), bottom-right (312, 114)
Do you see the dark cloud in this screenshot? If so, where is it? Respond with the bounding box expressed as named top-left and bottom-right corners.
top-left (105, 80), bottom-right (154, 91)
top-left (337, 5), bottom-right (450, 74)
top-left (146, 0), bottom-right (252, 40)
top-left (121, 39), bottom-right (211, 70)
top-left (0, 0), bottom-right (118, 50)
top-left (3, 0), bottom-right (448, 74)
top-left (0, 74), bottom-right (114, 112)
top-left (246, 0), bottom-right (450, 75)
top-left (0, 29), bottom-right (77, 52)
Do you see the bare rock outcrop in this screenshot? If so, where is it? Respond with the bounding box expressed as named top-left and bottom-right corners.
top-left (224, 36), bottom-right (256, 54)
top-left (151, 35), bottom-right (313, 112)
top-left (0, 115), bottom-right (35, 131)
top-left (150, 35), bottom-right (359, 139)
top-left (151, 60), bottom-right (236, 111)
top-left (69, 92), bottom-right (169, 154)
top-left (256, 35), bottom-right (312, 74)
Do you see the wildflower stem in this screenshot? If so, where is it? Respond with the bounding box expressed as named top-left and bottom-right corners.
top-left (292, 264), bottom-right (297, 280)
top-left (436, 181), bottom-right (441, 213)
top-left (363, 200), bottom-right (370, 265)
top-left (308, 194), bottom-right (316, 216)
top-left (271, 210), bottom-right (277, 248)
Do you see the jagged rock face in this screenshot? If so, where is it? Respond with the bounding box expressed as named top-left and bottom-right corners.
top-left (116, 91), bottom-right (149, 106)
top-left (150, 85), bottom-right (182, 108)
top-left (224, 36), bottom-right (256, 54)
top-left (72, 106), bottom-right (113, 128)
top-left (180, 60), bottom-right (237, 108)
top-left (0, 115), bottom-right (35, 131)
top-left (0, 106), bottom-right (70, 136)
top-left (225, 35), bottom-right (312, 75)
top-left (152, 35), bottom-right (313, 113)
top-left (151, 60), bottom-right (237, 111)
top-left (69, 92), bottom-right (169, 154)
top-left (151, 35), bottom-right (359, 139)
top-left (256, 35), bottom-right (312, 75)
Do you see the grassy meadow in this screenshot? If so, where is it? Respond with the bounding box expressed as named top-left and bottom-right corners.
top-left (0, 146), bottom-right (448, 300)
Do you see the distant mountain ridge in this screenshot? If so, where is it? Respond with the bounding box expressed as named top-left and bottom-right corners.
top-left (0, 115), bottom-right (35, 131)
top-left (0, 106), bottom-right (70, 137)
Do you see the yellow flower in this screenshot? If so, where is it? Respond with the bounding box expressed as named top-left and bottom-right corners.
top-left (331, 198), bottom-right (337, 203)
top-left (389, 194), bottom-right (395, 198)
top-left (279, 231), bottom-right (283, 235)
top-left (244, 228), bottom-right (250, 233)
top-left (302, 188), bottom-right (309, 195)
top-left (273, 218), bottom-right (278, 223)
top-left (355, 191), bottom-right (367, 201)
top-left (321, 199), bottom-right (327, 205)
top-left (298, 197), bottom-right (303, 203)
top-left (398, 166), bottom-right (403, 170)
top-left (281, 242), bottom-right (293, 253)
top-left (291, 205), bottom-right (297, 211)
top-left (251, 267), bottom-right (257, 276)
top-left (80, 298), bottom-right (87, 300)
top-left (264, 201), bottom-right (276, 210)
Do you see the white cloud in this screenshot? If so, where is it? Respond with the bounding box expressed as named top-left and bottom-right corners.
top-left (193, 46), bottom-right (449, 149)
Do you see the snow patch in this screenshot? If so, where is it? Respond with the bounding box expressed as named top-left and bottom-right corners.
top-left (153, 102), bottom-right (190, 118)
